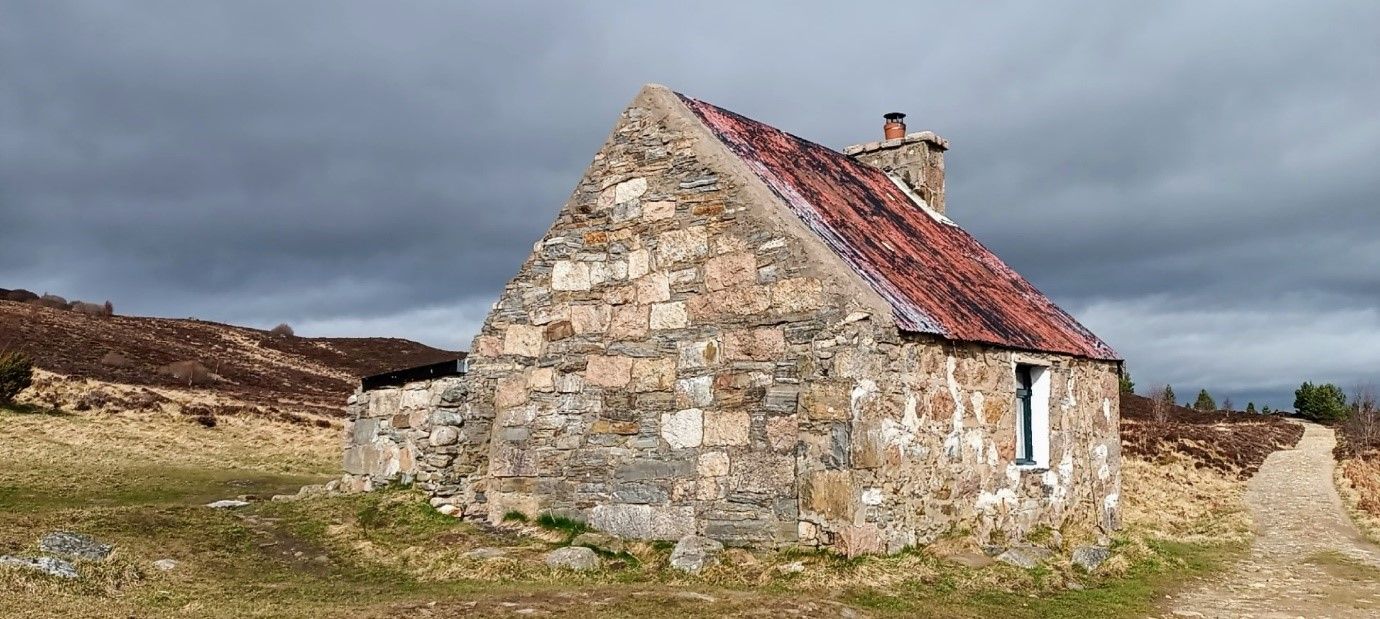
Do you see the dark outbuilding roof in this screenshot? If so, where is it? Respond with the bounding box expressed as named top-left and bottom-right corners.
top-left (361, 356), bottom-right (467, 391)
top-left (680, 94), bottom-right (1118, 361)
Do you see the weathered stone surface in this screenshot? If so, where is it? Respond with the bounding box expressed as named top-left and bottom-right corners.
top-left (704, 252), bottom-right (756, 290)
top-left (544, 546), bottom-right (600, 571)
top-left (429, 425), bottom-right (460, 446)
top-left (614, 177), bottom-right (647, 203)
top-left (206, 499), bottom-right (250, 509)
top-left (39, 531), bottom-right (113, 561)
top-left (661, 408), bottom-right (703, 449)
top-left (586, 355), bottom-right (634, 388)
top-left (494, 374), bottom-right (529, 409)
top-left (669, 535), bottom-right (724, 573)
top-left (590, 504), bottom-right (695, 540)
top-left (1071, 545), bottom-right (1110, 571)
top-left (649, 301), bottom-right (689, 330)
top-left (608, 304), bottom-right (649, 339)
top-left (0, 555), bottom-right (78, 579)
top-left (635, 272), bottom-right (670, 304)
top-left (629, 358), bottom-right (675, 392)
top-left (572, 532), bottom-right (626, 554)
top-left (570, 304), bottom-right (611, 334)
top-left (697, 451), bottom-right (730, 477)
top-left (703, 410), bottom-right (750, 446)
top-left (995, 546), bottom-right (1054, 569)
top-left (657, 227), bottom-right (708, 264)
top-left (643, 200), bottom-right (676, 221)
top-left (502, 324), bottom-right (545, 357)
top-left (675, 376), bottom-right (713, 408)
top-left (465, 547), bottom-right (508, 560)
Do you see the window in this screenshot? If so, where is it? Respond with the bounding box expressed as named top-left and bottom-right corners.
top-left (1014, 363), bottom-right (1050, 468)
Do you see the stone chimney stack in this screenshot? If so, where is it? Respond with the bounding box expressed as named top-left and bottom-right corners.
top-left (845, 113), bottom-right (950, 213)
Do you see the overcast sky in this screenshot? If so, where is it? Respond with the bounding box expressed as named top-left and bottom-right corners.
top-left (2, 1), bottom-right (1377, 408)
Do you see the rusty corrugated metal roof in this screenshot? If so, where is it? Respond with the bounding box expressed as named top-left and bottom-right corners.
top-left (680, 94), bottom-right (1119, 361)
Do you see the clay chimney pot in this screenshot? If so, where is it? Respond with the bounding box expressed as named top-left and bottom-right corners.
top-left (883, 112), bottom-right (906, 140)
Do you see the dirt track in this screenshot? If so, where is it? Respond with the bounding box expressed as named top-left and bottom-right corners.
top-left (1167, 423), bottom-right (1380, 618)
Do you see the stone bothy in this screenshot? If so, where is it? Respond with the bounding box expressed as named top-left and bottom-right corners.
top-left (343, 84), bottom-right (1122, 555)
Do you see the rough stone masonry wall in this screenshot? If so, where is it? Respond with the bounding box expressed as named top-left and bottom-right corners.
top-left (794, 317), bottom-right (1121, 555)
top-left (411, 87), bottom-right (1121, 553)
top-left (342, 376), bottom-right (465, 491)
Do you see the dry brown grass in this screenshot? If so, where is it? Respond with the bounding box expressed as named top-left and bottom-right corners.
top-left (1336, 456), bottom-right (1380, 544)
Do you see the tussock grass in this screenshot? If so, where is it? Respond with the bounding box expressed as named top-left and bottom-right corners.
top-left (0, 401), bottom-right (1255, 618)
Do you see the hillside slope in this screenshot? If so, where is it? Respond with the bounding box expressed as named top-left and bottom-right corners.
top-left (0, 299), bottom-right (459, 415)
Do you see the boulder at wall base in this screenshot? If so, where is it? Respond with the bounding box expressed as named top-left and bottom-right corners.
top-left (994, 546), bottom-right (1054, 569)
top-left (669, 535), bottom-right (724, 573)
top-left (571, 532), bottom-right (626, 554)
top-left (39, 531), bottom-right (113, 561)
top-left (544, 546), bottom-right (600, 571)
top-left (1071, 545), bottom-right (1111, 571)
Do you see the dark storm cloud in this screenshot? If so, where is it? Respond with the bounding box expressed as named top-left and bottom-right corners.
top-left (2, 1), bottom-right (1378, 407)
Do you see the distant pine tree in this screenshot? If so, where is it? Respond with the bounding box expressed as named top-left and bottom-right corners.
top-left (1246, 402), bottom-right (1257, 414)
top-left (1163, 385), bottom-right (1176, 407)
top-left (1193, 389), bottom-right (1217, 411)
top-left (1119, 370), bottom-right (1135, 394)
top-left (1294, 381), bottom-right (1349, 423)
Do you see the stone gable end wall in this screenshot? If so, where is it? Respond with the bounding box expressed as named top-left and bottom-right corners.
top-left (402, 86), bottom-right (1122, 553)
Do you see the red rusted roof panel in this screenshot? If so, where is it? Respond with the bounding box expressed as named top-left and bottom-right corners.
top-left (680, 94), bottom-right (1118, 361)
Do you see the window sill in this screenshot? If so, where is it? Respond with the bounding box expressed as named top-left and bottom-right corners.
top-left (1014, 462), bottom-right (1049, 473)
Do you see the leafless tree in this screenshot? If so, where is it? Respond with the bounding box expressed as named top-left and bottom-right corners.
top-left (1149, 384), bottom-right (1172, 425)
top-left (1346, 383), bottom-right (1379, 455)
top-left (1221, 396), bottom-right (1234, 413)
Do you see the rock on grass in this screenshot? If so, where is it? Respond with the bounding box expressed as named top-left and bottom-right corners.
top-left (0, 555), bottom-right (79, 579)
top-left (39, 531), bottom-right (113, 561)
top-left (670, 535), bottom-right (723, 573)
top-left (544, 546), bottom-right (600, 571)
top-left (1072, 545), bottom-right (1111, 571)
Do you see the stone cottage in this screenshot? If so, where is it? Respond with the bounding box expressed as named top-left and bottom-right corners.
top-left (344, 84), bottom-right (1122, 555)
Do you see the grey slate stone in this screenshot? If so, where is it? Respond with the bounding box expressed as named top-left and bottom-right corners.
top-left (544, 546), bottom-right (600, 571)
top-left (38, 531), bottom-right (113, 561)
top-left (669, 535), bottom-right (724, 573)
top-left (0, 555), bottom-right (79, 579)
top-left (1071, 545), bottom-right (1111, 571)
top-left (995, 546), bottom-right (1053, 569)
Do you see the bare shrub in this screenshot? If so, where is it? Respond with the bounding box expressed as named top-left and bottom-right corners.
top-left (102, 300), bottom-right (114, 316)
top-left (179, 403), bottom-right (219, 428)
top-left (74, 390), bottom-right (112, 412)
top-left (159, 360), bottom-right (211, 386)
top-left (1148, 384), bottom-right (1172, 425)
top-left (36, 293), bottom-right (70, 310)
top-left (72, 301), bottom-right (106, 317)
top-left (3, 288), bottom-right (38, 303)
top-left (269, 323), bottom-right (294, 338)
top-left (126, 389), bottom-right (170, 410)
top-left (99, 351), bottom-right (132, 368)
top-left (1345, 384), bottom-right (1380, 456)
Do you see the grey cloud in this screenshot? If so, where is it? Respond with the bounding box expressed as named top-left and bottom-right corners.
top-left (2, 1), bottom-right (1378, 408)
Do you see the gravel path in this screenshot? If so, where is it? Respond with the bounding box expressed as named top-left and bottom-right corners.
top-left (1167, 422), bottom-right (1380, 618)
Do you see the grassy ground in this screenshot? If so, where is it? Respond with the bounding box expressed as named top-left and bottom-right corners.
top-left (1, 404), bottom-right (1248, 618)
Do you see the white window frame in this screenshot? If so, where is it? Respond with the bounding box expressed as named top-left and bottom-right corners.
top-left (1014, 362), bottom-right (1051, 470)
